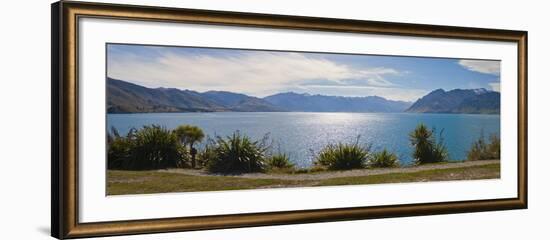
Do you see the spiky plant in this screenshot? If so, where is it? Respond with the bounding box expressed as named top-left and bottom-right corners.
top-left (409, 123), bottom-right (448, 164)
top-left (314, 140), bottom-right (369, 170)
top-left (206, 132), bottom-right (269, 174)
top-left (368, 148), bottom-right (400, 168)
top-left (128, 125), bottom-right (181, 170)
top-left (266, 153), bottom-right (295, 169)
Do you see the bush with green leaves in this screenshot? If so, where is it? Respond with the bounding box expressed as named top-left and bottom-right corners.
top-left (107, 125), bottom-right (182, 170)
top-left (266, 153), bottom-right (295, 170)
top-left (314, 140), bottom-right (370, 170)
top-left (367, 148), bottom-right (400, 168)
top-left (128, 125), bottom-right (181, 170)
top-left (409, 123), bottom-right (448, 164)
top-left (107, 127), bottom-right (133, 169)
top-left (205, 132), bottom-right (270, 174)
top-left (467, 133), bottom-right (500, 161)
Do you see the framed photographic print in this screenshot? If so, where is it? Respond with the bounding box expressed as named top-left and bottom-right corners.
top-left (51, 1), bottom-right (527, 239)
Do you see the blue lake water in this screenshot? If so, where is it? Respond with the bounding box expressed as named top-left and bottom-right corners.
top-left (107, 112), bottom-right (500, 168)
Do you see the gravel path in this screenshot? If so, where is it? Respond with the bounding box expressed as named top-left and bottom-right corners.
top-left (158, 160), bottom-right (499, 181)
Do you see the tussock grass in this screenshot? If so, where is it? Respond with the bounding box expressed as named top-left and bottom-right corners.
top-left (266, 153), bottom-right (295, 170)
top-left (368, 149), bottom-right (400, 168)
top-left (205, 132), bottom-right (270, 174)
top-left (314, 139), bottom-right (370, 170)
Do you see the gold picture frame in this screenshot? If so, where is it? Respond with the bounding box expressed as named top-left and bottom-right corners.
top-left (51, 1), bottom-right (527, 239)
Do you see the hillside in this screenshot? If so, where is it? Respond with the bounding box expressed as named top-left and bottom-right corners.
top-left (107, 78), bottom-right (413, 113)
top-left (107, 78), bottom-right (282, 113)
top-left (406, 88), bottom-right (500, 114)
top-left (107, 78), bottom-right (224, 113)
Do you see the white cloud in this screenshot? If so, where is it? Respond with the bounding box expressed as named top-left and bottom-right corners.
top-left (458, 59), bottom-right (500, 75)
top-left (488, 82), bottom-right (501, 92)
top-left (108, 50), bottom-right (401, 98)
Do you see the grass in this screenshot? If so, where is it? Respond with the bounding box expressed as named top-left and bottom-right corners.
top-left (107, 171), bottom-right (303, 195)
top-left (317, 163), bottom-right (499, 186)
top-left (107, 163), bottom-right (500, 195)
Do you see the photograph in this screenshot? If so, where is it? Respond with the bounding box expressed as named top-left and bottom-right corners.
top-left (106, 43), bottom-right (501, 195)
top-left (47, 1), bottom-right (529, 238)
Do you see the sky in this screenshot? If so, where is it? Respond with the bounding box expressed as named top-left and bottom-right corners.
top-left (107, 44), bottom-right (500, 102)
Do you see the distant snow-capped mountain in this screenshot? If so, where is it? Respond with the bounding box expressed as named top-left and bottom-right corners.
top-left (406, 88), bottom-right (500, 114)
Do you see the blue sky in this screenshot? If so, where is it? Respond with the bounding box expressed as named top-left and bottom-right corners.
top-left (107, 44), bottom-right (500, 102)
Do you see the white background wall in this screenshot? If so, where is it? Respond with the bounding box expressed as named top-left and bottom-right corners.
top-left (0, 0), bottom-right (547, 239)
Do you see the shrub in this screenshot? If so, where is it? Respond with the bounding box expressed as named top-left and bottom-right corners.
top-left (368, 149), bottom-right (400, 168)
top-left (129, 125), bottom-right (181, 170)
top-left (487, 134), bottom-right (500, 159)
top-left (107, 125), bottom-right (182, 170)
top-left (206, 132), bottom-right (269, 174)
top-left (107, 127), bottom-right (134, 170)
top-left (314, 141), bottom-right (369, 170)
top-left (107, 134), bottom-right (132, 169)
top-left (409, 123), bottom-right (448, 164)
top-left (266, 153), bottom-right (295, 169)
top-left (467, 133), bottom-right (500, 161)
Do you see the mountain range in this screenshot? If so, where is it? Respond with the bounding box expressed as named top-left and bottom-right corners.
top-left (405, 88), bottom-right (500, 114)
top-left (264, 92), bottom-right (411, 112)
top-left (107, 78), bottom-right (500, 114)
top-left (107, 78), bottom-right (283, 113)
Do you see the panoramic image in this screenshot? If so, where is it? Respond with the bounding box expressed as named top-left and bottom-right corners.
top-left (106, 43), bottom-right (501, 195)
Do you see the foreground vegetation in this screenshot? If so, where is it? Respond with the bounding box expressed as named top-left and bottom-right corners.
top-left (107, 126), bottom-right (181, 170)
top-left (409, 123), bottom-right (448, 164)
top-left (314, 140), bottom-right (370, 170)
top-left (204, 132), bottom-right (270, 174)
top-left (467, 132), bottom-right (500, 161)
top-left (107, 163), bottom-right (500, 195)
top-left (368, 148), bottom-right (400, 168)
top-left (107, 123), bottom-right (500, 175)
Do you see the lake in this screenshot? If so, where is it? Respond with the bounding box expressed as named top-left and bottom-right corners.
top-left (107, 112), bottom-right (500, 167)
